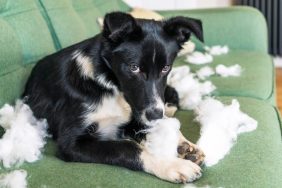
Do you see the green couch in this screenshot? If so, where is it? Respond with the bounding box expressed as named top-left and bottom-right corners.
top-left (0, 0), bottom-right (281, 187)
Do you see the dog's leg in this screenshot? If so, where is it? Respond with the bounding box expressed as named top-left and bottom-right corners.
top-left (141, 150), bottom-right (202, 183)
top-left (164, 86), bottom-right (179, 117)
top-left (57, 127), bottom-right (201, 183)
top-left (177, 132), bottom-right (205, 165)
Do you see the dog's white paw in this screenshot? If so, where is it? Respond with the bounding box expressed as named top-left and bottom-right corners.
top-left (163, 158), bottom-right (202, 183)
top-left (142, 151), bottom-right (202, 183)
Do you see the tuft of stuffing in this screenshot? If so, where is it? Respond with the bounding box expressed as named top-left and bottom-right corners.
top-left (204, 45), bottom-right (229, 56)
top-left (0, 169), bottom-right (27, 188)
top-left (215, 64), bottom-right (242, 77)
top-left (167, 66), bottom-right (216, 110)
top-left (196, 66), bottom-right (215, 80)
top-left (195, 98), bottom-right (257, 167)
top-left (0, 100), bottom-right (48, 168)
top-left (142, 118), bottom-right (181, 159)
top-left (186, 52), bottom-right (213, 65)
top-left (178, 41), bottom-right (196, 57)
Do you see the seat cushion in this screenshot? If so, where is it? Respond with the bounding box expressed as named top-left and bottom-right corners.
top-left (1, 96), bottom-right (281, 188)
top-left (174, 50), bottom-right (275, 103)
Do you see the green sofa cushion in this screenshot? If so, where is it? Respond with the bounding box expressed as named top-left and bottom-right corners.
top-left (1, 97), bottom-right (281, 188)
top-left (159, 7), bottom-right (268, 53)
top-left (174, 50), bottom-right (274, 102)
top-left (0, 0), bottom-right (56, 65)
top-left (39, 0), bottom-right (130, 49)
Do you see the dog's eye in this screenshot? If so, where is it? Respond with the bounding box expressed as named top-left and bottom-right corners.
top-left (162, 65), bottom-right (171, 73)
top-left (130, 65), bottom-right (140, 73)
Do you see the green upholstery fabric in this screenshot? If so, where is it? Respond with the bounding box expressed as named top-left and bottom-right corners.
top-left (0, 0), bottom-right (56, 106)
top-left (39, 0), bottom-right (130, 49)
top-left (174, 50), bottom-right (275, 102)
top-left (1, 97), bottom-right (281, 188)
top-left (0, 0), bottom-right (56, 64)
top-left (159, 7), bottom-right (268, 53)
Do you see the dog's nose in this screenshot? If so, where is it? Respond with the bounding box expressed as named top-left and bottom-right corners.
top-left (145, 108), bottom-right (164, 121)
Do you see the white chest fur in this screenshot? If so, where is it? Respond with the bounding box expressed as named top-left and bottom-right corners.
top-left (84, 92), bottom-right (132, 140)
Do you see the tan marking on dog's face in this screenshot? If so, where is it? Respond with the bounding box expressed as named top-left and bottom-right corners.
top-left (84, 92), bottom-right (132, 140)
top-left (164, 103), bottom-right (178, 117)
top-left (140, 150), bottom-right (202, 183)
top-left (72, 50), bottom-right (94, 79)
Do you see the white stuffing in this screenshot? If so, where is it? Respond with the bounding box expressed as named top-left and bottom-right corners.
top-left (167, 66), bottom-right (216, 110)
top-left (0, 100), bottom-right (48, 168)
top-left (142, 118), bottom-right (180, 159)
top-left (196, 66), bottom-right (215, 80)
top-left (178, 41), bottom-right (196, 57)
top-left (195, 98), bottom-right (258, 167)
top-left (204, 45), bottom-right (229, 56)
top-left (0, 170), bottom-right (27, 188)
top-left (186, 52), bottom-right (213, 65)
top-left (215, 64), bottom-right (242, 77)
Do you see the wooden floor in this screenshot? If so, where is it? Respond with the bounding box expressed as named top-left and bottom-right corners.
top-left (276, 68), bottom-right (282, 114)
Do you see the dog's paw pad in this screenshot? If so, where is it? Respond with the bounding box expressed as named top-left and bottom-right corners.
top-left (178, 142), bottom-right (205, 165)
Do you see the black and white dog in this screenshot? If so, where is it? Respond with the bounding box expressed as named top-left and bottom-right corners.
top-left (23, 12), bottom-right (205, 183)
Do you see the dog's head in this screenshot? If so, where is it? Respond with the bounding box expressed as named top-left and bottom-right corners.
top-left (101, 12), bottom-right (203, 123)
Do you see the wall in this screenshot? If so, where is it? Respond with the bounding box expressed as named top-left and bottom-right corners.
top-left (123, 0), bottom-right (233, 10)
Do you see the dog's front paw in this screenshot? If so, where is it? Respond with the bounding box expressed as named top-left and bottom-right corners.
top-left (163, 158), bottom-right (202, 183)
top-left (142, 151), bottom-right (202, 183)
top-left (178, 142), bottom-right (205, 165)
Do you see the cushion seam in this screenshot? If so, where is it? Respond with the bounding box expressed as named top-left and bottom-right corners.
top-left (0, 66), bottom-right (22, 77)
top-left (37, 0), bottom-right (62, 51)
top-left (266, 58), bottom-right (275, 102)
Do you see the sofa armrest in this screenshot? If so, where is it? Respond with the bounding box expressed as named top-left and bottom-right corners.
top-left (158, 6), bottom-right (268, 53)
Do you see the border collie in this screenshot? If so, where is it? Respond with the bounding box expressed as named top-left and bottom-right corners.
top-left (23, 12), bottom-right (205, 183)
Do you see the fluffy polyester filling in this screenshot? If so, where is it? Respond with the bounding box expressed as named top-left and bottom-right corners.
top-left (215, 64), bottom-right (242, 77)
top-left (167, 66), bottom-right (216, 110)
top-left (195, 98), bottom-right (257, 166)
top-left (0, 170), bottom-right (27, 188)
top-left (0, 100), bottom-right (48, 168)
top-left (167, 65), bottom-right (257, 167)
top-left (142, 118), bottom-right (181, 159)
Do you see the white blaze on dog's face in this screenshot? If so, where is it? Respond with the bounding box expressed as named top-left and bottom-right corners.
top-left (101, 12), bottom-right (203, 123)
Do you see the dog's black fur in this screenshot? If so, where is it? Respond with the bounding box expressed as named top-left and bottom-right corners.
top-left (23, 12), bottom-right (203, 175)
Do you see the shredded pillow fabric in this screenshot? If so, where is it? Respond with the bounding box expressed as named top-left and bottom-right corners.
top-left (195, 98), bottom-right (258, 167)
top-left (0, 100), bottom-right (48, 168)
top-left (0, 170), bottom-right (27, 188)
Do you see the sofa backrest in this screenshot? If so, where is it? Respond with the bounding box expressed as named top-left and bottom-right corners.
top-left (0, 0), bottom-right (130, 106)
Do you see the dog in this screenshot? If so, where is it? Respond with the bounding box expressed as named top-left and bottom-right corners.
top-left (23, 12), bottom-right (205, 183)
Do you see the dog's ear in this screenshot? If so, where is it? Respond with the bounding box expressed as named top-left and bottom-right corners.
top-left (163, 16), bottom-right (203, 44)
top-left (103, 12), bottom-right (142, 43)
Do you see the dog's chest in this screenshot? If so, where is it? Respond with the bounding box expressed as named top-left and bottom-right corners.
top-left (84, 93), bottom-right (132, 139)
